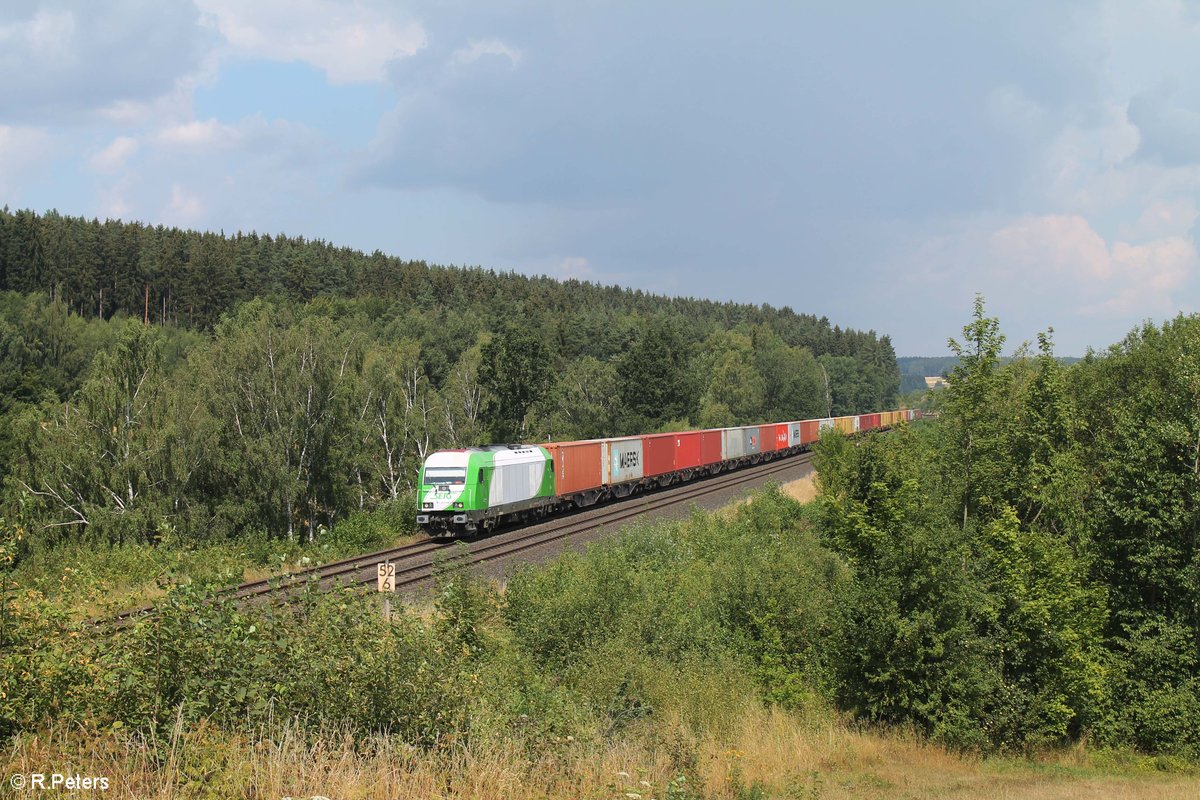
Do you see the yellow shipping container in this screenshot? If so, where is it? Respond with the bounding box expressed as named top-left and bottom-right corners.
top-left (834, 416), bottom-right (856, 435)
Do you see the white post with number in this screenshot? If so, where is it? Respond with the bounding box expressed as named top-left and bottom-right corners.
top-left (377, 561), bottom-right (396, 621)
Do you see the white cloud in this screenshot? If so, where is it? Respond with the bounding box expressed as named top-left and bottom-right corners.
top-left (0, 2), bottom-right (211, 123)
top-left (0, 125), bottom-right (52, 198)
top-left (89, 135), bottom-right (139, 173)
top-left (909, 212), bottom-right (1197, 334)
top-left (990, 214), bottom-right (1115, 282)
top-left (1118, 198), bottom-right (1200, 241)
top-left (1098, 236), bottom-right (1197, 314)
top-left (196, 0), bottom-right (425, 84)
top-left (163, 183), bottom-right (204, 226)
top-left (0, 8), bottom-right (75, 60)
top-left (155, 118), bottom-right (242, 149)
top-left (450, 39), bottom-right (522, 68)
top-left (553, 256), bottom-right (594, 280)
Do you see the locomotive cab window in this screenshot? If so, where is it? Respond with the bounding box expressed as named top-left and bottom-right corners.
top-left (424, 467), bottom-right (467, 485)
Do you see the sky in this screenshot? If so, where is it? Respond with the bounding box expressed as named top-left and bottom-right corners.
top-left (1, 1), bottom-right (1198, 356)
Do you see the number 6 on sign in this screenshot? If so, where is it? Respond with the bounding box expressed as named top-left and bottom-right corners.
top-left (377, 562), bottom-right (396, 592)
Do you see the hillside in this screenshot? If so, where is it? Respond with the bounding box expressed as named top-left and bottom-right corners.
top-left (0, 208), bottom-right (898, 552)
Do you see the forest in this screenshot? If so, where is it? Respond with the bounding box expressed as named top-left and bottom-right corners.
top-left (2, 299), bottom-right (1198, 799)
top-left (818, 299), bottom-right (1200, 756)
top-left (0, 207), bottom-right (899, 554)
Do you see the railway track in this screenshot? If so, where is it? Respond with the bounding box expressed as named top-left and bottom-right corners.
top-left (102, 451), bottom-right (812, 629)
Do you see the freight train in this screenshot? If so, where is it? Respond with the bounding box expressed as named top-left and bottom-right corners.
top-left (415, 409), bottom-right (920, 535)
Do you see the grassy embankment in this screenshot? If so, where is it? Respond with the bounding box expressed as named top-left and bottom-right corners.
top-left (3, 479), bottom-right (1197, 799)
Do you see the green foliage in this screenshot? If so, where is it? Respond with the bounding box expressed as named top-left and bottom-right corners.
top-left (815, 299), bottom-right (1200, 757)
top-left (504, 488), bottom-right (849, 731)
top-left (478, 319), bottom-right (552, 442)
top-left (0, 211), bottom-right (900, 551)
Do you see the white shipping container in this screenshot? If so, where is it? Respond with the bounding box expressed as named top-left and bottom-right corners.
top-left (608, 437), bottom-right (644, 484)
top-left (722, 428), bottom-right (745, 460)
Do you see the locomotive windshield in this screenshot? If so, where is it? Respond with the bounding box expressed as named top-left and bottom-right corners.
top-left (424, 467), bottom-right (467, 485)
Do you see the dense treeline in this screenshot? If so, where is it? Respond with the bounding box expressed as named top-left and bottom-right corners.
top-left (817, 299), bottom-right (1200, 755)
top-left (3, 298), bottom-right (1199, 767)
top-left (0, 207), bottom-right (896, 372)
top-left (0, 208), bottom-right (899, 552)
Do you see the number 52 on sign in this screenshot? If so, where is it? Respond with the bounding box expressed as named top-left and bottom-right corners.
top-left (377, 562), bottom-right (395, 592)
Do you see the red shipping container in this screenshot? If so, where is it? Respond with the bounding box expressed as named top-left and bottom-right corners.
top-left (644, 433), bottom-right (676, 477)
top-left (760, 425), bottom-right (777, 453)
top-left (674, 431), bottom-right (703, 469)
top-left (860, 413), bottom-right (881, 431)
top-left (700, 430), bottom-right (723, 466)
top-left (545, 440), bottom-right (604, 496)
top-left (800, 420), bottom-right (820, 445)
top-left (774, 423), bottom-right (790, 449)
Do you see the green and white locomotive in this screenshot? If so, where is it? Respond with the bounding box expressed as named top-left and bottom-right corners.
top-left (416, 445), bottom-right (557, 534)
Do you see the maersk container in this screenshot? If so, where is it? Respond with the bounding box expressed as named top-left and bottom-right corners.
top-left (608, 437), bottom-right (644, 484)
top-left (545, 440), bottom-right (605, 496)
top-left (722, 427), bottom-right (746, 460)
top-left (644, 433), bottom-right (676, 477)
top-left (674, 431), bottom-right (704, 470)
top-left (800, 420), bottom-right (820, 445)
top-left (742, 426), bottom-right (762, 455)
top-left (700, 430), bottom-right (723, 465)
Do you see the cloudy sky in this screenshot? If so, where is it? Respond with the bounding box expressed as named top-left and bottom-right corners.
top-left (2, 1), bottom-right (1198, 355)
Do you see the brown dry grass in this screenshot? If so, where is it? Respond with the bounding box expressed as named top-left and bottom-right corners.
top-left (778, 473), bottom-right (819, 505)
top-left (5, 707), bottom-right (1195, 800)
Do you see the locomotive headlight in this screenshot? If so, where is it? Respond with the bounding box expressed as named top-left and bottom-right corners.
top-left (422, 502), bottom-right (433, 509)
top-left (453, 502), bottom-right (464, 508)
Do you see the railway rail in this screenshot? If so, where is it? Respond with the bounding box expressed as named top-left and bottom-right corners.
top-left (101, 451), bottom-right (813, 630)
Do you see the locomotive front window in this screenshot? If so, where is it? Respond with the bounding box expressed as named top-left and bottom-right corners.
top-left (424, 467), bottom-right (467, 485)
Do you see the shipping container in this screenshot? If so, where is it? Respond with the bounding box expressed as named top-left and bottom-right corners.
top-left (818, 417), bottom-right (835, 432)
top-left (722, 427), bottom-right (746, 460)
top-left (644, 433), bottom-right (676, 477)
top-left (742, 426), bottom-right (762, 455)
top-left (800, 419), bottom-right (820, 445)
top-left (700, 430), bottom-right (723, 466)
top-left (834, 416), bottom-right (855, 435)
top-left (787, 422), bottom-right (803, 447)
top-left (760, 424), bottom-right (777, 453)
top-left (608, 437), bottom-right (644, 484)
top-left (859, 413), bottom-right (881, 431)
top-left (774, 423), bottom-right (791, 450)
top-left (545, 440), bottom-right (605, 496)
top-left (674, 431), bottom-right (704, 470)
